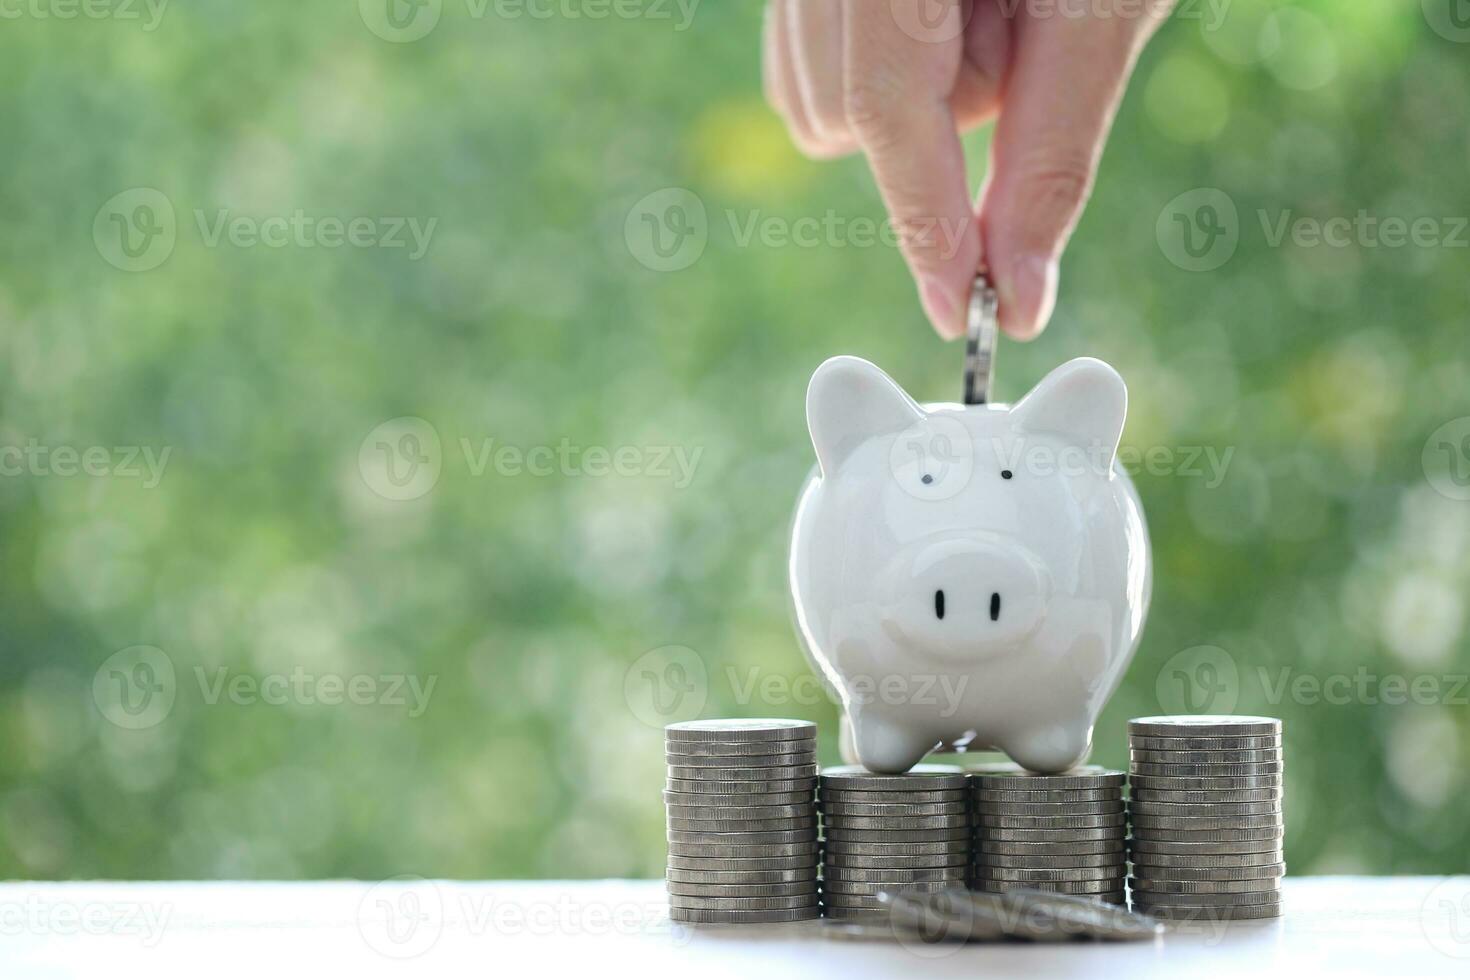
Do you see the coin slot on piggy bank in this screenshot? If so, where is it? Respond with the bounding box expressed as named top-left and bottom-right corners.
top-left (789, 354), bottom-right (1151, 775)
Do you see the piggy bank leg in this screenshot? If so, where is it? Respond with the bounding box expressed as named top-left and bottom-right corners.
top-left (839, 713), bottom-right (859, 766)
top-left (848, 711), bottom-right (937, 774)
top-left (1001, 725), bottom-right (1093, 775)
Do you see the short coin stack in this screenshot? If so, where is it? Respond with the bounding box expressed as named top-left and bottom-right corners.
top-left (817, 765), bottom-right (971, 919)
top-left (664, 719), bottom-right (820, 923)
top-left (1126, 715), bottom-right (1285, 921)
top-left (970, 764), bottom-right (1128, 905)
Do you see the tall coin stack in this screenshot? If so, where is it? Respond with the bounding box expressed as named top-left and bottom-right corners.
top-left (816, 764), bottom-right (971, 919)
top-left (970, 764), bottom-right (1128, 905)
top-left (664, 719), bottom-right (821, 924)
top-left (1126, 716), bottom-right (1285, 921)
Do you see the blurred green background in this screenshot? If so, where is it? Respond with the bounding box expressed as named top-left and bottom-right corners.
top-left (1, 0), bottom-right (1468, 880)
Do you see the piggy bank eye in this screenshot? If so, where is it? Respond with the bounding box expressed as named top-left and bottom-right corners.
top-left (990, 592), bottom-right (1001, 622)
top-left (934, 590), bottom-right (946, 620)
top-left (1001, 469), bottom-right (1013, 480)
top-left (921, 474), bottom-right (934, 485)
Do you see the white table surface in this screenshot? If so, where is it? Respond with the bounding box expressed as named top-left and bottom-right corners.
top-left (3, 877), bottom-right (1468, 979)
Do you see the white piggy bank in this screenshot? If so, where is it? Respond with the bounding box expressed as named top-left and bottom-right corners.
top-left (789, 356), bottom-right (1151, 774)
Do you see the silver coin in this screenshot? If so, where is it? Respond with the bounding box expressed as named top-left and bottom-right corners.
top-left (667, 856), bottom-right (818, 873)
top-left (1130, 852), bottom-right (1284, 871)
top-left (1134, 902), bottom-right (1281, 921)
top-left (822, 878), bottom-right (958, 896)
top-left (1127, 716), bottom-right (1281, 738)
top-left (1129, 735), bottom-right (1280, 751)
top-left (820, 896), bottom-right (888, 911)
top-left (821, 904), bottom-right (888, 918)
top-left (666, 752), bottom-right (815, 769)
top-left (666, 803), bottom-right (816, 821)
top-left (1128, 787), bottom-right (1281, 805)
top-left (823, 814), bottom-right (971, 830)
top-left (667, 828), bottom-right (817, 845)
top-left (663, 790), bottom-right (814, 808)
top-left (667, 777), bottom-right (817, 795)
top-left (667, 880), bottom-right (819, 898)
top-left (821, 801), bottom-right (969, 817)
top-left (1128, 774), bottom-right (1281, 791)
top-left (825, 829), bottom-right (971, 844)
top-left (820, 788), bottom-right (967, 805)
top-left (822, 866), bottom-right (967, 884)
top-left (1130, 762), bottom-right (1284, 778)
top-left (665, 738), bottom-right (818, 757)
top-left (1130, 748), bottom-right (1283, 765)
top-left (1129, 814), bottom-right (1282, 832)
top-left (822, 852), bottom-right (967, 870)
top-left (976, 865), bottom-right (1123, 882)
top-left (981, 851), bottom-right (1126, 869)
top-left (669, 842), bottom-right (819, 859)
top-left (668, 905), bottom-right (821, 923)
top-left (885, 888), bottom-right (1160, 942)
top-left (821, 839), bottom-right (970, 856)
top-left (667, 816), bottom-right (817, 833)
top-left (1130, 827), bottom-right (1283, 844)
top-left (1128, 874), bottom-right (1284, 893)
top-left (973, 879), bottom-right (1123, 895)
top-left (819, 764), bottom-right (969, 792)
top-left (979, 838), bottom-right (1125, 856)
top-left (1129, 800), bottom-right (1281, 817)
top-left (669, 893), bottom-right (818, 911)
top-left (667, 764), bottom-right (818, 781)
top-left (1128, 837), bottom-right (1283, 855)
top-left (1131, 889), bottom-right (1281, 907)
top-left (976, 801), bottom-right (1125, 816)
top-left (970, 766), bottom-right (1125, 790)
top-left (974, 788), bottom-right (1122, 804)
top-left (979, 813), bottom-right (1126, 830)
top-left (665, 719), bottom-right (817, 742)
top-left (976, 826), bottom-right (1123, 842)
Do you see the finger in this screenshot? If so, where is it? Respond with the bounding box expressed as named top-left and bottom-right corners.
top-left (978, 11), bottom-right (1163, 339)
top-left (789, 0), bottom-right (856, 154)
top-left (843, 0), bottom-right (982, 339)
top-left (767, 0), bottom-right (840, 158)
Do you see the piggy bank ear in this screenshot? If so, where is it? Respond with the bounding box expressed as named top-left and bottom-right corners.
top-left (1011, 358), bottom-right (1127, 465)
top-left (807, 356), bottom-right (924, 476)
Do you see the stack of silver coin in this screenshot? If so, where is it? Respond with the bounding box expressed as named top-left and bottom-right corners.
top-left (817, 765), bottom-right (971, 919)
top-left (970, 764), bottom-right (1128, 905)
top-left (664, 719), bottom-right (820, 923)
top-left (1126, 715), bottom-right (1285, 921)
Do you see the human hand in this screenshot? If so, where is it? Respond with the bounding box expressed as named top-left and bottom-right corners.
top-left (763, 0), bottom-right (1171, 340)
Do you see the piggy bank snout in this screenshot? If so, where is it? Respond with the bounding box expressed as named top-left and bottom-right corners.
top-left (877, 536), bottom-right (1049, 662)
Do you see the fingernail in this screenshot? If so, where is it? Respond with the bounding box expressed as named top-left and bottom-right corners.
top-left (919, 276), bottom-right (959, 339)
top-left (1003, 254), bottom-right (1059, 340)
